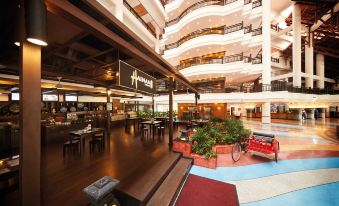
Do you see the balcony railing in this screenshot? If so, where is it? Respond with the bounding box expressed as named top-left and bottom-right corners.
top-left (165, 22), bottom-right (257, 51)
top-left (259, 83), bottom-right (339, 95)
top-left (252, 0), bottom-right (262, 8)
top-left (165, 25), bottom-right (225, 50)
top-left (174, 51), bottom-right (285, 69)
top-left (123, 0), bottom-right (156, 37)
top-left (166, 0), bottom-right (240, 27)
top-left (251, 27), bottom-right (262, 36)
top-left (244, 0), bottom-right (252, 5)
top-left (271, 57), bottom-right (279, 63)
top-left (244, 25), bottom-right (252, 34)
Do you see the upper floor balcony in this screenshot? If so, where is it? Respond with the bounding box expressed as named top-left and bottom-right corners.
top-left (164, 0), bottom-right (262, 36)
top-left (165, 0), bottom-right (262, 26)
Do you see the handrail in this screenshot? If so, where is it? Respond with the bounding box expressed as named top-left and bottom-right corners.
top-left (123, 0), bottom-right (156, 37)
top-left (166, 0), bottom-right (238, 27)
top-left (165, 22), bottom-right (245, 50)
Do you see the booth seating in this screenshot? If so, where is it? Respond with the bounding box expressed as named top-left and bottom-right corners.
top-left (83, 176), bottom-right (120, 206)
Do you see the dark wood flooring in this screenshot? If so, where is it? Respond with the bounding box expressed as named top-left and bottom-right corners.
top-left (39, 123), bottom-right (181, 206)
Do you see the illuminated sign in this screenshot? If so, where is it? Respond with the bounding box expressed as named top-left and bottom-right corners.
top-left (65, 95), bottom-right (78, 102)
top-left (118, 60), bottom-right (156, 94)
top-left (42, 94), bottom-right (58, 101)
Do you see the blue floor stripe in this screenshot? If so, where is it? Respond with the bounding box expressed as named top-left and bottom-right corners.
top-left (189, 157), bottom-right (339, 181)
top-left (241, 182), bottom-right (339, 206)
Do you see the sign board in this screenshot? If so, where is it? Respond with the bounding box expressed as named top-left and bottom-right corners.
top-left (106, 103), bottom-right (112, 111)
top-left (11, 93), bottom-right (20, 101)
top-left (118, 60), bottom-right (156, 94)
top-left (42, 94), bottom-right (58, 102)
top-left (65, 95), bottom-right (78, 102)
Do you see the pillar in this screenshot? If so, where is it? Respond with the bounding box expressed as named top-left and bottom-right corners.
top-left (262, 102), bottom-right (271, 124)
top-left (106, 89), bottom-right (111, 134)
top-left (20, 41), bottom-right (41, 206)
top-left (320, 108), bottom-right (325, 118)
top-left (292, 3), bottom-right (302, 87)
top-left (194, 93), bottom-right (198, 119)
top-left (152, 95), bottom-right (155, 118)
top-left (316, 54), bottom-right (325, 89)
top-left (298, 109), bottom-right (303, 120)
top-left (262, 0), bottom-right (271, 86)
top-left (309, 109), bottom-right (315, 119)
top-left (155, 27), bottom-right (160, 54)
top-left (168, 77), bottom-right (174, 146)
top-left (305, 32), bottom-right (314, 88)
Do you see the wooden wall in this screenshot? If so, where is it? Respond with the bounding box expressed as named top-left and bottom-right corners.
top-left (177, 103), bottom-right (227, 119)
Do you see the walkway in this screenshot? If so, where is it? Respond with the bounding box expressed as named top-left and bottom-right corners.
top-left (181, 119), bottom-right (339, 206)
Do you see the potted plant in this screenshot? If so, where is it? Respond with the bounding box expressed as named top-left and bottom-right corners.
top-left (191, 125), bottom-right (218, 169)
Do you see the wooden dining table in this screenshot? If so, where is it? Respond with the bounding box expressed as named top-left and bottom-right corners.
top-left (140, 120), bottom-right (162, 140)
top-left (69, 127), bottom-right (105, 154)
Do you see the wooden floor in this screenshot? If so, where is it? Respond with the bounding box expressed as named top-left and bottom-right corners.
top-left (38, 123), bottom-right (182, 206)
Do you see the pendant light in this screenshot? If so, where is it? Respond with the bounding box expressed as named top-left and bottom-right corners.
top-left (24, 0), bottom-right (48, 46)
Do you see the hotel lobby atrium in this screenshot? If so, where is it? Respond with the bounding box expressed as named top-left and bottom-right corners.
top-left (0, 0), bottom-right (338, 205)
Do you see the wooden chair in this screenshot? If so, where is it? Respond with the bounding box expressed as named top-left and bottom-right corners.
top-left (63, 136), bottom-right (81, 156)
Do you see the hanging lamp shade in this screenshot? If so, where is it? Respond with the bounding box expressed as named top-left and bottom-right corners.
top-left (24, 0), bottom-right (47, 46)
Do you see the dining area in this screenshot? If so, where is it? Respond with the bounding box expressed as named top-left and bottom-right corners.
top-left (63, 125), bottom-right (106, 157)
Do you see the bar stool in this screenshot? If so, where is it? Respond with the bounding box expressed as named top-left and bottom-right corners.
top-left (141, 126), bottom-right (149, 139)
top-left (90, 133), bottom-right (104, 152)
top-left (63, 136), bottom-right (81, 156)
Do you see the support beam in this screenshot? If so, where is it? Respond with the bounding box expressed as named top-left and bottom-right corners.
top-left (106, 89), bottom-right (111, 136)
top-left (292, 3), bottom-right (302, 87)
top-left (20, 42), bottom-right (41, 206)
top-left (262, 102), bottom-right (271, 124)
top-left (311, 3), bottom-right (339, 32)
top-left (168, 77), bottom-right (174, 147)
top-left (305, 32), bottom-right (314, 88)
top-left (316, 54), bottom-right (325, 89)
top-left (262, 0), bottom-right (271, 86)
top-left (152, 95), bottom-right (155, 118)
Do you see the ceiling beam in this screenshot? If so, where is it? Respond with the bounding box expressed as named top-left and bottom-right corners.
top-left (311, 3), bottom-right (339, 32)
top-left (314, 45), bottom-right (339, 58)
top-left (45, 0), bottom-right (199, 94)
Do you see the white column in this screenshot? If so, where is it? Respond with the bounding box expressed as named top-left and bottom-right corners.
top-left (262, 102), bottom-right (271, 124)
top-left (298, 109), bottom-right (303, 120)
top-left (114, 0), bottom-right (124, 22)
top-left (292, 3), bottom-right (302, 87)
top-left (305, 32), bottom-right (314, 88)
top-left (309, 109), bottom-right (315, 119)
top-left (155, 27), bottom-right (160, 54)
top-left (320, 108), bottom-right (325, 118)
top-left (262, 0), bottom-right (271, 85)
top-left (316, 53), bottom-right (325, 89)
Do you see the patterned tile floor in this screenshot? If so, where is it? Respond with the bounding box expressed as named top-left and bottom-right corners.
top-left (185, 119), bottom-right (339, 206)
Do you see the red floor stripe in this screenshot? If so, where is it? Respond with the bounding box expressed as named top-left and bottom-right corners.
top-left (176, 174), bottom-right (239, 206)
top-left (217, 150), bottom-right (339, 167)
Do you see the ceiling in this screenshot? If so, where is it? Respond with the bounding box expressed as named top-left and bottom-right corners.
top-left (0, 0), bottom-right (199, 95)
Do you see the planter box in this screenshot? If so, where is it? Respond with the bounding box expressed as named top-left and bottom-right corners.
top-left (173, 140), bottom-right (192, 157)
top-left (191, 154), bottom-right (217, 169)
top-left (278, 113), bottom-right (287, 119)
top-left (213, 144), bottom-right (233, 154)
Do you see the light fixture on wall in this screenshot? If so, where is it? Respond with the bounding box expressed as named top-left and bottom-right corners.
top-left (107, 90), bottom-right (111, 95)
top-left (25, 0), bottom-right (48, 46)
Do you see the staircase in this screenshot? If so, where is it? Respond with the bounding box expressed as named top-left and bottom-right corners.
top-left (146, 157), bottom-right (192, 206)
